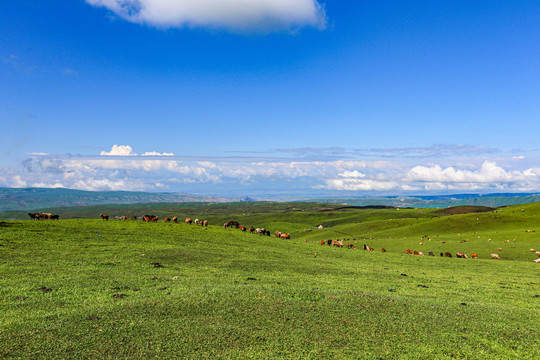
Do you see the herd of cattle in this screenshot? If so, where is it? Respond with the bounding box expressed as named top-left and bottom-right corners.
top-left (223, 220), bottom-right (291, 239)
top-left (31, 212), bottom-right (538, 261)
top-left (99, 213), bottom-right (209, 226)
top-left (28, 212), bottom-right (59, 220)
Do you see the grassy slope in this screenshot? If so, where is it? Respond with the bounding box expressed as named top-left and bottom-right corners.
top-left (0, 204), bottom-right (539, 359)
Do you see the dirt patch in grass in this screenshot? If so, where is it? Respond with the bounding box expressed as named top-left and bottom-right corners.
top-left (433, 206), bottom-right (496, 215)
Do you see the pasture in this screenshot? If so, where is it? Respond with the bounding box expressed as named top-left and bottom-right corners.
top-left (0, 203), bottom-right (539, 359)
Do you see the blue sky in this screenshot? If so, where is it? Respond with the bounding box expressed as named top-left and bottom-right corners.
top-left (1, 1), bottom-right (540, 198)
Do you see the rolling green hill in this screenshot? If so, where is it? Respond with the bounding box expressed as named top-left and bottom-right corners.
top-left (0, 203), bottom-right (538, 359)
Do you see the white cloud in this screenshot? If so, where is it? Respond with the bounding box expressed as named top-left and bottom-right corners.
top-left (100, 145), bottom-right (137, 156)
top-left (405, 161), bottom-right (535, 184)
top-left (86, 0), bottom-right (326, 31)
top-left (142, 151), bottom-right (174, 156)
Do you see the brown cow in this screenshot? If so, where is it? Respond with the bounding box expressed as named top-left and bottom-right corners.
top-left (346, 243), bottom-right (355, 249)
top-left (172, 217), bottom-right (178, 223)
top-left (332, 240), bottom-right (343, 247)
top-left (381, 248), bottom-right (387, 253)
top-left (444, 252), bottom-right (452, 258)
top-left (275, 231), bottom-right (282, 238)
top-left (280, 233), bottom-right (290, 239)
top-left (456, 252), bottom-right (468, 259)
top-left (151, 216), bottom-right (159, 222)
top-left (497, 247), bottom-right (503, 251)
top-left (491, 253), bottom-right (500, 260)
top-left (100, 214), bottom-right (109, 221)
top-left (28, 213), bottom-right (40, 220)
top-left (248, 226), bottom-right (255, 233)
top-left (536, 251), bottom-right (540, 257)
top-left (203, 220), bottom-right (208, 227)
top-left (239, 225), bottom-right (246, 232)
top-left (186, 218), bottom-right (192, 224)
top-left (164, 217), bottom-right (171, 223)
top-left (471, 253), bottom-right (478, 259)
top-left (42, 213), bottom-right (52, 220)
top-left (405, 249), bottom-right (413, 254)
top-left (320, 240), bottom-right (326, 245)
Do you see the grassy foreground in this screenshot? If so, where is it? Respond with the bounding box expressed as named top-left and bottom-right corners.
top-left (0, 206), bottom-right (539, 359)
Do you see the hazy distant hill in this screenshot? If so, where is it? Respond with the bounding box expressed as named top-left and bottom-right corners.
top-left (0, 187), bottom-right (232, 211)
top-left (307, 193), bottom-right (540, 209)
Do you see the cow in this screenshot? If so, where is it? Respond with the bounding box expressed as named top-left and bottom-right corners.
top-left (418, 252), bottom-right (424, 256)
top-left (497, 247), bottom-right (503, 251)
top-left (428, 251), bottom-right (434, 256)
top-left (143, 215), bottom-right (152, 222)
top-left (194, 219), bottom-right (201, 226)
top-left (327, 239), bottom-right (333, 246)
top-left (320, 240), bottom-right (326, 245)
top-left (186, 218), bottom-right (192, 224)
top-left (280, 233), bottom-right (290, 239)
top-left (536, 251), bottom-right (540, 257)
top-left (100, 214), bottom-right (109, 221)
top-left (50, 214), bottom-right (59, 220)
top-left (275, 231), bottom-right (282, 238)
top-left (42, 213), bottom-right (52, 220)
top-left (224, 221), bottom-right (239, 228)
top-left (530, 248), bottom-right (536, 252)
top-left (491, 253), bottom-right (500, 260)
top-left (239, 225), bottom-right (246, 232)
top-left (256, 228), bottom-right (266, 235)
top-left (121, 216), bottom-right (129, 220)
top-left (332, 240), bottom-right (343, 248)
top-left (346, 243), bottom-right (355, 249)
top-left (266, 230), bottom-right (271, 236)
top-left (413, 250), bottom-right (420, 255)
top-left (248, 227), bottom-right (255, 233)
top-left (444, 252), bottom-right (452, 258)
top-left (366, 246), bottom-right (374, 251)
top-left (534, 258), bottom-right (540, 263)
top-left (471, 253), bottom-right (478, 259)
top-left (405, 249), bottom-right (413, 254)
top-left (203, 220), bottom-right (208, 227)
top-left (164, 217), bottom-right (171, 223)
top-left (456, 252), bottom-right (468, 259)
top-left (172, 217), bottom-right (178, 223)
top-left (381, 248), bottom-right (387, 253)
top-left (28, 212), bottom-right (40, 220)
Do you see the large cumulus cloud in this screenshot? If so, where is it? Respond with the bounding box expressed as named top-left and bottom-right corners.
top-left (86, 0), bottom-right (327, 31)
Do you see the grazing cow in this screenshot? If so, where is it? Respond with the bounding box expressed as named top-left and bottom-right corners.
top-left (366, 246), bottom-right (374, 251)
top-left (497, 247), bottom-right (503, 251)
top-left (405, 249), bottom-right (413, 254)
top-left (121, 216), bottom-right (129, 221)
top-left (534, 258), bottom-right (540, 263)
top-left (194, 219), bottom-right (201, 226)
top-left (100, 214), bottom-right (109, 221)
top-left (275, 231), bottom-right (282, 238)
top-left (381, 248), bottom-right (387, 253)
top-left (471, 253), bottom-right (478, 259)
top-left (491, 253), bottom-right (500, 260)
top-left (418, 252), bottom-right (424, 256)
top-left (186, 218), bottom-right (193, 225)
top-left (320, 240), bottom-right (326, 245)
top-left (50, 214), bottom-right (59, 220)
top-left (456, 252), bottom-right (468, 259)
top-left (143, 215), bottom-right (154, 222)
top-left (164, 217), bottom-right (171, 223)
top-left (28, 212), bottom-right (40, 220)
top-left (440, 252), bottom-right (444, 257)
top-left (151, 216), bottom-right (159, 222)
top-left (444, 252), bottom-right (452, 258)
top-left (256, 228), bottom-right (265, 235)
top-left (224, 221), bottom-right (239, 228)
top-left (413, 250), bottom-right (420, 255)
top-left (530, 248), bottom-right (536, 252)
top-left (536, 251), bottom-right (540, 257)
top-left (248, 227), bottom-right (255, 233)
top-left (172, 217), bottom-right (178, 223)
top-left (428, 251), bottom-right (434, 256)
top-left (239, 225), bottom-right (246, 232)
top-left (280, 233), bottom-right (290, 239)
top-left (327, 239), bottom-right (333, 246)
top-left (346, 243), bottom-right (355, 249)
top-left (203, 220), bottom-right (208, 227)
top-left (42, 213), bottom-right (52, 220)
top-left (332, 240), bottom-right (343, 248)
top-left (266, 230), bottom-right (271, 236)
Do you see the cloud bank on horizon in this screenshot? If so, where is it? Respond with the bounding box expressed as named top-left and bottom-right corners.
top-left (0, 145), bottom-right (537, 196)
top-left (85, 0), bottom-right (327, 31)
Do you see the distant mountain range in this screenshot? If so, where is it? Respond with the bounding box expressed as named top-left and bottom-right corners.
top-left (308, 193), bottom-right (540, 209)
top-left (0, 187), bottom-right (232, 211)
top-left (1, 187), bottom-right (539, 211)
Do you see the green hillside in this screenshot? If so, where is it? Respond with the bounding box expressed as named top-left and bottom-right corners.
top-left (0, 203), bottom-right (539, 358)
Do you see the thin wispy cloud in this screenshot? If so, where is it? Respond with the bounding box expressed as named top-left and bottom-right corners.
top-left (86, 0), bottom-right (327, 32)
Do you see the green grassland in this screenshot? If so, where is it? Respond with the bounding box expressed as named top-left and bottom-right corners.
top-left (0, 203), bottom-right (539, 359)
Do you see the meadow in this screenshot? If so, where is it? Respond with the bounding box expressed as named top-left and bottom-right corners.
top-left (0, 202), bottom-right (539, 359)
